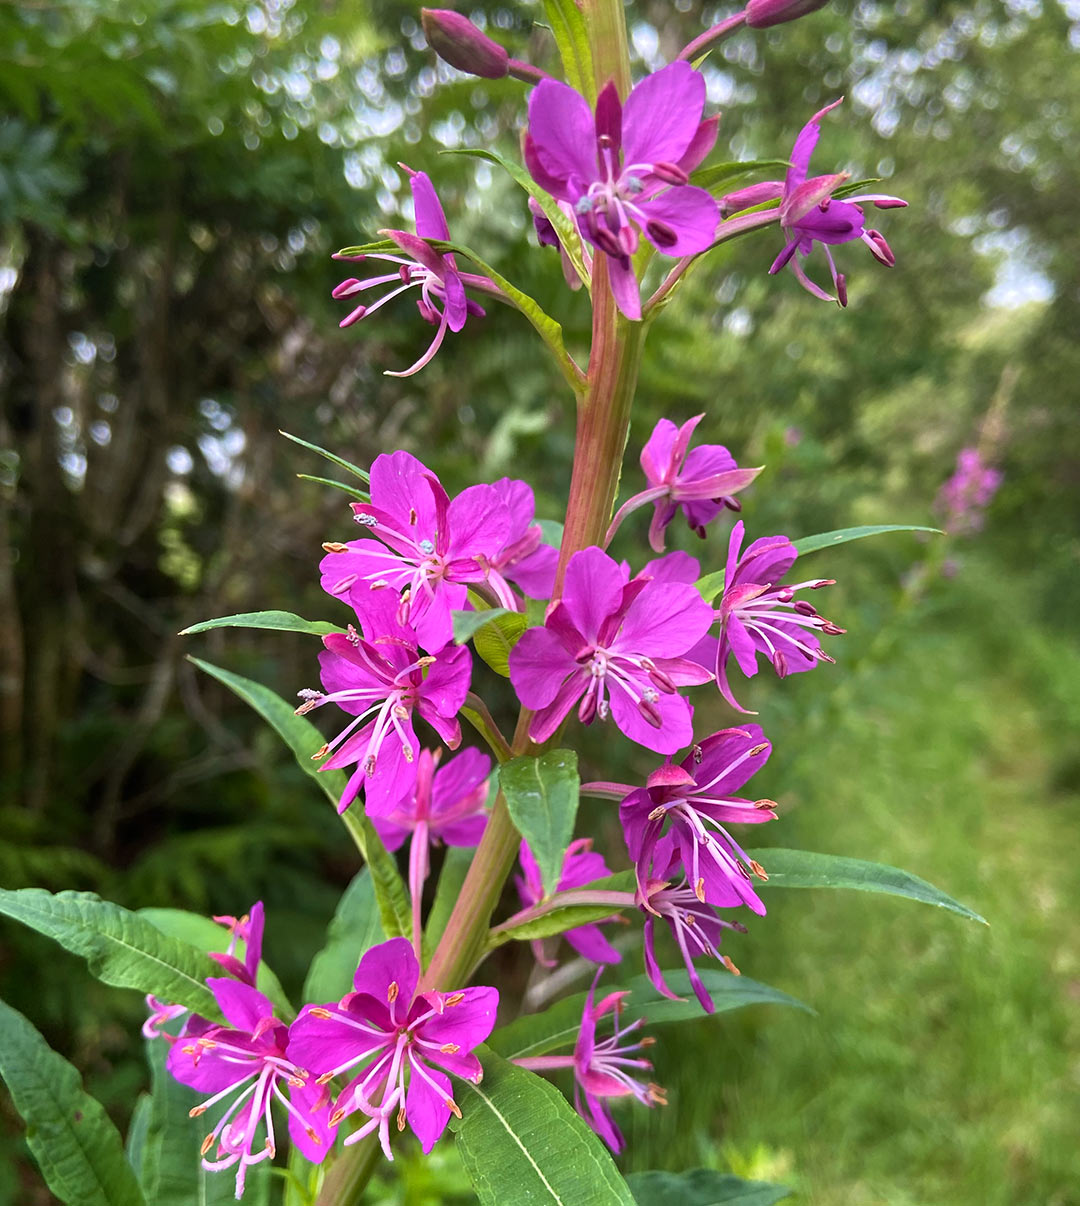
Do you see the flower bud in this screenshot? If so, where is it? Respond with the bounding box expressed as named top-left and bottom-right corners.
top-left (744, 0), bottom-right (830, 28)
top-left (421, 9), bottom-right (509, 79)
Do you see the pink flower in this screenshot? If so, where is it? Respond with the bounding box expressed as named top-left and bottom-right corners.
top-left (488, 477), bottom-right (559, 600)
top-left (509, 547), bottom-right (714, 754)
top-left (515, 975), bottom-right (663, 1152)
top-left (515, 839), bottom-right (622, 967)
top-left (287, 938), bottom-right (498, 1159)
top-left (332, 169), bottom-right (489, 376)
top-left (707, 520), bottom-right (844, 712)
top-left (320, 450), bottom-right (514, 652)
top-left (525, 62), bottom-right (720, 318)
top-left (620, 727), bottom-right (776, 912)
top-left (167, 980), bottom-right (336, 1197)
top-left (296, 586), bottom-right (471, 816)
top-left (936, 446), bottom-right (1003, 535)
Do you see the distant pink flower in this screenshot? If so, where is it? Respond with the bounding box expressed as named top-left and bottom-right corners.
top-left (620, 727), bottom-right (775, 913)
top-left (287, 938), bottom-right (498, 1159)
top-left (321, 450), bottom-right (513, 652)
top-left (516, 838), bottom-right (622, 967)
top-left (296, 587), bottom-right (471, 816)
top-left (936, 446), bottom-right (1003, 535)
top-left (525, 62), bottom-right (720, 318)
top-left (707, 520), bottom-right (844, 712)
top-left (332, 168), bottom-right (490, 376)
top-left (168, 980), bottom-right (335, 1197)
top-left (515, 975), bottom-right (663, 1152)
top-left (607, 415), bottom-right (759, 551)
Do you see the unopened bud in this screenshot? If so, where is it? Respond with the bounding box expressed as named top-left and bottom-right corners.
top-left (745, 0), bottom-right (830, 30)
top-left (421, 9), bottom-right (509, 79)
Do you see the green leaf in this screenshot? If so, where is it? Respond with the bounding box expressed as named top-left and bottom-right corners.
top-left (302, 869), bottom-right (385, 1003)
top-left (695, 569), bottom-right (726, 603)
top-left (139, 1032), bottom-right (269, 1206)
top-left (138, 908), bottom-right (293, 1019)
top-left (187, 657), bottom-right (411, 938)
top-left (452, 607), bottom-right (514, 644)
top-left (443, 147), bottom-right (590, 290)
top-left (539, 0), bottom-right (596, 104)
top-left (791, 524), bottom-right (940, 556)
top-left (747, 848), bottom-right (987, 923)
top-left (627, 1169), bottom-right (792, 1206)
top-left (0, 997), bottom-right (147, 1206)
top-left (125, 1094), bottom-right (151, 1181)
top-left (450, 1046), bottom-right (635, 1206)
top-left (538, 519), bottom-right (564, 549)
top-left (296, 473), bottom-right (370, 501)
top-left (474, 611), bottom-right (529, 677)
top-left (490, 970), bottom-right (809, 1061)
top-left (499, 751), bottom-right (580, 898)
top-left (278, 430), bottom-right (370, 482)
top-left (489, 872), bottom-right (636, 950)
top-left (424, 845), bottom-right (474, 959)
top-left (0, 889), bottom-right (220, 1019)
top-left (691, 158), bottom-right (792, 194)
top-left (180, 610), bottom-right (343, 637)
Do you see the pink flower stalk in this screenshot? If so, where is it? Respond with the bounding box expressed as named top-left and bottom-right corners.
top-left (639, 838), bottom-right (749, 1013)
top-left (620, 727), bottom-right (776, 913)
top-left (936, 446), bottom-right (1003, 535)
top-left (488, 477), bottom-right (559, 599)
top-left (320, 450), bottom-right (515, 652)
top-left (287, 938), bottom-right (498, 1159)
top-left (708, 520), bottom-right (844, 712)
top-left (607, 415), bottom-right (760, 551)
top-left (297, 587), bottom-right (471, 816)
top-left (167, 980), bottom-right (335, 1198)
top-left (515, 975), bottom-right (663, 1152)
top-left (332, 169), bottom-right (490, 376)
top-left (371, 746), bottom-right (491, 958)
top-left (515, 839), bottom-right (622, 967)
top-left (722, 99), bottom-right (906, 304)
top-left (525, 62), bottom-right (720, 319)
top-left (508, 547), bottom-right (714, 754)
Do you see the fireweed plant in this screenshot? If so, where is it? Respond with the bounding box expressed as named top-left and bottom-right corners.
top-left (0, 4), bottom-right (989, 1205)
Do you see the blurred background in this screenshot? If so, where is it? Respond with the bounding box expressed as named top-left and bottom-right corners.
top-left (1, 0), bottom-right (1078, 1202)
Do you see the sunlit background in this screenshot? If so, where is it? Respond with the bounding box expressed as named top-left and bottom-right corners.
top-left (2, 1), bottom-right (1079, 1203)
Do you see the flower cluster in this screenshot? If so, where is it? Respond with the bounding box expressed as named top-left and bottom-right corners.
top-left (936, 446), bottom-right (1003, 535)
top-left (150, 917), bottom-right (497, 1192)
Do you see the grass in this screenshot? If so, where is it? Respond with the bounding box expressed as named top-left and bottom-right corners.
top-left (620, 554), bottom-right (1080, 1205)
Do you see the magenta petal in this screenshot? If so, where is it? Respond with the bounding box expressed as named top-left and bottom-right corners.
top-left (786, 96), bottom-right (845, 190)
top-left (442, 267), bottom-right (469, 333)
top-left (640, 418), bottom-right (679, 485)
top-left (528, 671), bottom-right (590, 743)
top-left (565, 924), bottom-right (622, 965)
top-left (509, 627), bottom-right (580, 709)
top-left (610, 686), bottom-right (694, 754)
top-left (622, 62), bottom-right (706, 168)
top-left (637, 550), bottom-right (701, 584)
top-left (410, 170), bottom-right (451, 242)
top-left (369, 451), bottom-right (440, 535)
top-left (287, 1003), bottom-right (387, 1075)
top-left (616, 580), bottom-right (713, 658)
top-left (288, 1079), bottom-right (338, 1162)
top-left (639, 186), bottom-right (719, 256)
top-left (678, 116), bottom-right (720, 174)
top-left (207, 979), bottom-right (276, 1034)
top-left (418, 986), bottom-right (499, 1070)
top-left (447, 484), bottom-right (512, 560)
top-left (166, 1035), bottom-right (250, 1094)
top-left (561, 547), bottom-right (626, 643)
top-left (352, 936), bottom-right (418, 1007)
top-left (528, 80), bottom-right (599, 188)
top-left (405, 1059), bottom-right (453, 1153)
top-left (605, 253), bottom-right (641, 320)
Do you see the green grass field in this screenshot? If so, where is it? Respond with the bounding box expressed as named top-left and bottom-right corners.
top-left (620, 554), bottom-right (1080, 1205)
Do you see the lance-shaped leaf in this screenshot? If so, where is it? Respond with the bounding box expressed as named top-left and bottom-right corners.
top-left (627, 1169), bottom-right (792, 1206)
top-left (489, 970), bottom-right (808, 1062)
top-left (180, 610), bottom-right (344, 638)
top-left (296, 473), bottom-right (370, 501)
top-left (187, 657), bottom-right (411, 938)
top-left (488, 872), bottom-right (635, 950)
top-left (695, 569), bottom-right (726, 604)
top-left (0, 889), bottom-right (220, 1019)
top-left (474, 611), bottom-right (528, 678)
top-left (746, 848), bottom-right (986, 923)
top-left (540, 0), bottom-right (596, 103)
top-left (139, 907), bottom-right (293, 1019)
top-left (278, 430), bottom-right (371, 482)
top-left (790, 524), bottom-right (940, 556)
top-left (303, 869), bottom-right (385, 1004)
top-left (500, 750), bottom-right (580, 898)
top-left (137, 1031), bottom-right (270, 1206)
top-left (691, 158), bottom-right (793, 194)
top-left (450, 1046), bottom-right (635, 1206)
top-left (0, 997), bottom-right (148, 1206)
